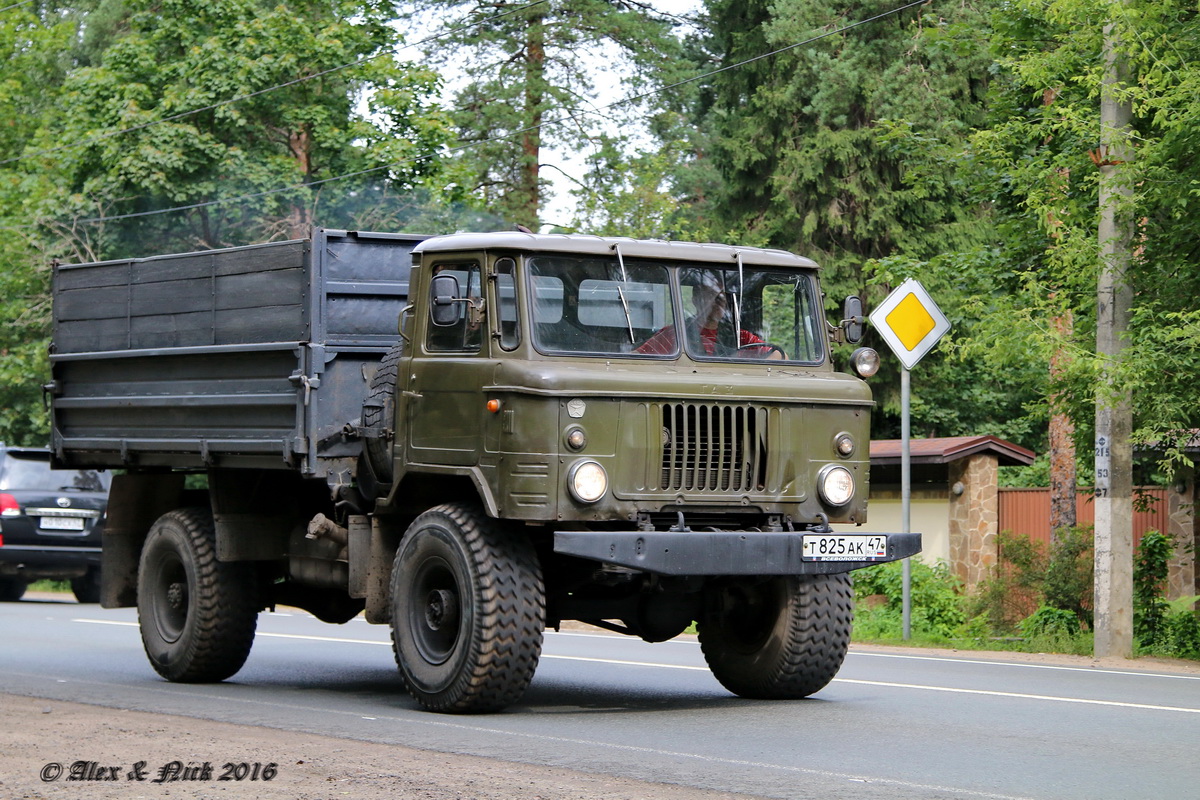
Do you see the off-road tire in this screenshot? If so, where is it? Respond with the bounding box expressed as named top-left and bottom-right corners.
top-left (0, 577), bottom-right (26, 602)
top-left (137, 508), bottom-right (259, 682)
top-left (698, 573), bottom-right (853, 699)
top-left (390, 503), bottom-right (545, 713)
top-left (363, 341), bottom-right (404, 491)
top-left (71, 568), bottom-right (101, 603)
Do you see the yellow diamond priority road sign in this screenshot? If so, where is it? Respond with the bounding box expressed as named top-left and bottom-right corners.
top-left (868, 278), bottom-right (950, 370)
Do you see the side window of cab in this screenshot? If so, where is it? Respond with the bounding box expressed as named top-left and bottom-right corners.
top-left (427, 262), bottom-right (483, 353)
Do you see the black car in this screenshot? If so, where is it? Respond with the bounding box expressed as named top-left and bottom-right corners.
top-left (0, 445), bottom-right (110, 602)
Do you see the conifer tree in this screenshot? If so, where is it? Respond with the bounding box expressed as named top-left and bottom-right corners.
top-left (402, 0), bottom-right (685, 228)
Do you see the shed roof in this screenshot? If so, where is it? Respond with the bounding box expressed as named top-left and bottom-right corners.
top-left (870, 436), bottom-right (1036, 467)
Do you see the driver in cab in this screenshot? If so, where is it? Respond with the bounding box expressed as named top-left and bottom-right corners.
top-left (636, 274), bottom-right (782, 359)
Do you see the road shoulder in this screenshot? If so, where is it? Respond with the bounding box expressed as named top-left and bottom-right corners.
top-left (0, 693), bottom-right (767, 800)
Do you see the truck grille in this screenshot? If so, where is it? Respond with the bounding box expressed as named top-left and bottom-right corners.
top-left (657, 403), bottom-right (767, 493)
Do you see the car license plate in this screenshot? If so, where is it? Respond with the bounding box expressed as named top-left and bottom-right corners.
top-left (802, 534), bottom-right (888, 561)
top-left (40, 516), bottom-right (85, 531)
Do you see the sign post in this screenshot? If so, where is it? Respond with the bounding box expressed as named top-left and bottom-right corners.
top-left (868, 278), bottom-right (950, 639)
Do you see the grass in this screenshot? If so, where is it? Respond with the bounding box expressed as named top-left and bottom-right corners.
top-left (28, 579), bottom-right (70, 592)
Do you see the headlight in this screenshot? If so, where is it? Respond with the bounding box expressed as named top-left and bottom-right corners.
top-left (817, 464), bottom-right (855, 506)
top-left (850, 347), bottom-right (880, 378)
top-left (568, 460), bottom-right (608, 503)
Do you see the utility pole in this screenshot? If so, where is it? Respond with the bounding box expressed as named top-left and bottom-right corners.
top-left (1093, 19), bottom-right (1135, 660)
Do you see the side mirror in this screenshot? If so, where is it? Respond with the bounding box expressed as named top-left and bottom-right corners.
top-left (430, 274), bottom-right (463, 327)
top-left (842, 296), bottom-right (865, 344)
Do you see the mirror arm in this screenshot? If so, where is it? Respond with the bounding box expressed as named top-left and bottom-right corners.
top-left (397, 303), bottom-right (414, 341)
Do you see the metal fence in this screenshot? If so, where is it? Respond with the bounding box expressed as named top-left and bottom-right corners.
top-left (997, 487), bottom-right (1171, 547)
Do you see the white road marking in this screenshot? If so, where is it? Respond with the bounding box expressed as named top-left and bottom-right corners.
top-left (834, 678), bottom-right (1200, 714)
top-left (70, 618), bottom-right (1200, 714)
top-left (847, 650), bottom-right (1200, 681)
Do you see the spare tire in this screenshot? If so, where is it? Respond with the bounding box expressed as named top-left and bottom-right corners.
top-left (363, 341), bottom-right (405, 491)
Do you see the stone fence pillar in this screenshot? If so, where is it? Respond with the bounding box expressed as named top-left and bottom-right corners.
top-left (948, 454), bottom-right (999, 588)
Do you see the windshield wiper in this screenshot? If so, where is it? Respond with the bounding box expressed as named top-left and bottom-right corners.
top-left (615, 285), bottom-right (635, 344)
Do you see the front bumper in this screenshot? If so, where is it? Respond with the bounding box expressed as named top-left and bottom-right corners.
top-left (554, 530), bottom-right (921, 576)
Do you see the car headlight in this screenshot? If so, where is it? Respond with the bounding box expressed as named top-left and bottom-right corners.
top-left (568, 460), bottom-right (608, 504)
top-left (817, 464), bottom-right (855, 506)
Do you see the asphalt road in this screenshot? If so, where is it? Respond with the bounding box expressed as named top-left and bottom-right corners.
top-left (3, 595), bottom-right (1198, 800)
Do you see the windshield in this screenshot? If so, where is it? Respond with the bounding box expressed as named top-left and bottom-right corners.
top-left (0, 452), bottom-right (110, 493)
top-left (527, 256), bottom-right (824, 364)
top-left (528, 256), bottom-right (674, 355)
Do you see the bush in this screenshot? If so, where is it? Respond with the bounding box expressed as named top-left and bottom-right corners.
top-left (968, 528), bottom-right (1093, 634)
top-left (853, 560), bottom-right (966, 640)
top-left (1020, 605), bottom-right (1080, 638)
top-left (1134, 530), bottom-right (1173, 648)
top-left (1134, 531), bottom-right (1200, 658)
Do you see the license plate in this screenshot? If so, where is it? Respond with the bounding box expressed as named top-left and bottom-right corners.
top-left (802, 534), bottom-right (888, 561)
top-left (40, 516), bottom-right (85, 531)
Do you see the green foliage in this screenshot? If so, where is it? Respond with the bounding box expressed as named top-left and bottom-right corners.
top-left (1133, 530), bottom-right (1173, 648)
top-left (1019, 605), bottom-right (1080, 638)
top-left (970, 0), bottom-right (1200, 472)
top-left (43, 0), bottom-right (451, 255)
top-left (969, 529), bottom-right (1094, 633)
top-left (569, 123), bottom-right (710, 241)
top-left (1133, 534), bottom-right (1200, 659)
top-left (691, 0), bottom-right (995, 283)
top-left (853, 559), bottom-right (966, 640)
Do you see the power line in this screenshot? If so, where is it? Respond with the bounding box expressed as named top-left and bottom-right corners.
top-left (41, 0), bottom-right (934, 228)
top-left (0, 0), bottom-right (550, 168)
top-left (0, 1), bottom-right (36, 13)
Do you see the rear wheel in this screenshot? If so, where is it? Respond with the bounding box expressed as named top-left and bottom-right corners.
top-left (390, 503), bottom-right (544, 713)
top-left (0, 577), bottom-right (26, 602)
top-left (71, 568), bottom-right (101, 603)
top-left (698, 573), bottom-right (853, 699)
top-left (137, 508), bottom-right (259, 682)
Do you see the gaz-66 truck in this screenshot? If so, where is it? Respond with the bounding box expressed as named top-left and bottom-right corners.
top-left (49, 227), bottom-right (919, 713)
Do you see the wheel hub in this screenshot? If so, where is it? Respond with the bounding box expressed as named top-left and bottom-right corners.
top-left (425, 588), bottom-right (459, 631)
top-left (167, 582), bottom-right (185, 611)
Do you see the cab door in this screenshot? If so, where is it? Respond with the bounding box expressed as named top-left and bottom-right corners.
top-left (405, 258), bottom-right (488, 467)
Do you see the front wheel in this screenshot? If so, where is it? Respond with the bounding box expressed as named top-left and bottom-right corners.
top-left (390, 503), bottom-right (544, 713)
top-left (137, 508), bottom-right (259, 682)
top-left (698, 573), bottom-right (853, 699)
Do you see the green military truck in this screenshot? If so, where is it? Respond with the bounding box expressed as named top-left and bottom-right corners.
top-left (49, 227), bottom-right (919, 713)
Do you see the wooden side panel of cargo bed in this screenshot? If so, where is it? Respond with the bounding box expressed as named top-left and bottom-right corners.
top-left (53, 241), bottom-right (309, 354)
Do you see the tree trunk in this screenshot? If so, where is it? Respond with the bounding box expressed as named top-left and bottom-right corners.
top-left (1049, 310), bottom-right (1077, 540)
top-left (287, 128), bottom-right (313, 240)
top-left (519, 8), bottom-right (545, 229)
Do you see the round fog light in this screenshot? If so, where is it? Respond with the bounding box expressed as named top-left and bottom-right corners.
top-left (817, 464), bottom-right (855, 506)
top-left (568, 460), bottom-right (608, 504)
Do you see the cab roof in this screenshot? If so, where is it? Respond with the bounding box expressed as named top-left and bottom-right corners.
top-left (413, 232), bottom-right (820, 270)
